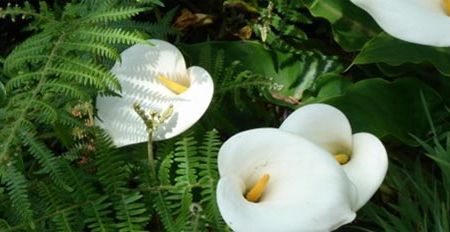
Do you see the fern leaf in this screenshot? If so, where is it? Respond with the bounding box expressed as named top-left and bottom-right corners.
top-left (153, 192), bottom-right (178, 232)
top-left (198, 130), bottom-right (225, 230)
top-left (0, 165), bottom-right (35, 229)
top-left (113, 21), bottom-right (179, 38)
top-left (37, 182), bottom-right (79, 232)
top-left (114, 192), bottom-right (148, 232)
top-left (48, 66), bottom-right (115, 91)
top-left (0, 219), bottom-right (11, 230)
top-left (41, 81), bottom-right (89, 100)
top-left (52, 57), bottom-right (121, 92)
top-left (212, 50), bottom-right (225, 81)
top-left (5, 71), bottom-right (44, 92)
top-left (60, 164), bottom-right (115, 231)
top-left (60, 41), bottom-right (120, 61)
top-left (173, 189), bottom-right (194, 230)
top-left (84, 7), bottom-right (147, 23)
top-left (21, 133), bottom-right (73, 192)
top-left (4, 55), bottom-right (49, 74)
top-left (4, 33), bottom-right (52, 72)
top-left (173, 134), bottom-right (199, 188)
top-left (0, 1), bottom-right (53, 23)
top-left (61, 143), bottom-right (90, 161)
top-left (29, 99), bottom-right (58, 123)
top-left (84, 196), bottom-right (115, 232)
top-left (75, 27), bottom-right (147, 45)
top-left (93, 130), bottom-right (128, 193)
top-left (158, 151), bottom-right (174, 185)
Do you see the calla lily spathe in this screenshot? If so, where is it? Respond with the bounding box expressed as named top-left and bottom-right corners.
top-left (351, 0), bottom-right (450, 47)
top-left (96, 39), bottom-right (214, 147)
top-left (217, 104), bottom-right (388, 232)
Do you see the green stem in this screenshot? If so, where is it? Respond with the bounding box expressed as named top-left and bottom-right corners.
top-left (147, 132), bottom-right (156, 184)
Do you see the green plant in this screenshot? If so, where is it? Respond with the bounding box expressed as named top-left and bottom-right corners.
top-left (360, 103), bottom-right (450, 232)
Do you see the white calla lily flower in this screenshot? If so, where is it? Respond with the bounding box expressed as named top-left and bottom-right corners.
top-left (96, 39), bottom-right (214, 147)
top-left (350, 0), bottom-right (450, 47)
top-left (217, 104), bottom-right (388, 232)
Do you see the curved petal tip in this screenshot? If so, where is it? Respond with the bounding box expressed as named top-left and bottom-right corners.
top-left (280, 103), bottom-right (353, 154)
top-left (343, 132), bottom-right (388, 210)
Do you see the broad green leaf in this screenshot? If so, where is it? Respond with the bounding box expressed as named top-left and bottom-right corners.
top-left (274, 51), bottom-right (343, 101)
top-left (354, 33), bottom-right (450, 76)
top-left (302, 73), bottom-right (353, 103)
top-left (180, 41), bottom-right (276, 78)
top-left (321, 78), bottom-right (444, 146)
top-left (303, 0), bottom-right (380, 51)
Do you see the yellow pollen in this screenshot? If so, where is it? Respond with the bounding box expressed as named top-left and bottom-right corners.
top-left (245, 174), bottom-right (270, 203)
top-left (334, 153), bottom-right (350, 165)
top-left (158, 75), bottom-right (188, 95)
top-left (444, 0), bottom-right (450, 15)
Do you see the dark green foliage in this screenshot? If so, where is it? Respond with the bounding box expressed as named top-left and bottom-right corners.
top-left (150, 130), bottom-right (227, 232)
top-left (0, 165), bottom-right (35, 229)
top-left (255, 0), bottom-right (309, 52)
top-left (0, 0), bottom-right (183, 231)
top-left (361, 102), bottom-right (450, 231)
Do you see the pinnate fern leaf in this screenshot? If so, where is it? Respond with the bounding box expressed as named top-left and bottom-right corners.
top-left (0, 165), bottom-right (35, 229)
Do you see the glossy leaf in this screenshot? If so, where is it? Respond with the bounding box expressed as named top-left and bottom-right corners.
top-left (354, 33), bottom-right (450, 76)
top-left (303, 0), bottom-right (380, 51)
top-left (321, 78), bottom-right (444, 146)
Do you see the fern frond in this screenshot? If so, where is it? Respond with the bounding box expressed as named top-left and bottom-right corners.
top-left (29, 99), bottom-right (58, 123)
top-left (0, 1), bottom-right (171, 230)
top-left (41, 81), bottom-right (89, 100)
top-left (93, 130), bottom-right (128, 193)
top-left (153, 191), bottom-right (179, 232)
top-left (60, 41), bottom-right (121, 61)
top-left (4, 33), bottom-right (53, 73)
top-left (158, 151), bottom-right (174, 186)
top-left (84, 196), bottom-right (115, 232)
top-left (114, 21), bottom-right (179, 38)
top-left (48, 66), bottom-right (117, 92)
top-left (212, 50), bottom-right (225, 80)
top-left (160, 7), bottom-right (178, 28)
top-left (4, 55), bottom-right (49, 74)
top-left (0, 165), bottom-right (35, 229)
top-left (5, 72), bottom-right (44, 92)
top-left (21, 133), bottom-right (73, 192)
top-left (53, 56), bottom-right (120, 92)
top-left (198, 130), bottom-right (226, 230)
top-left (75, 27), bottom-right (147, 45)
top-left (0, 1), bottom-right (53, 23)
top-left (173, 134), bottom-right (199, 188)
top-left (61, 143), bottom-right (90, 162)
top-left (37, 182), bottom-right (80, 232)
top-left (173, 188), bottom-right (194, 230)
top-left (0, 219), bottom-right (11, 230)
top-left (154, 187), bottom-right (193, 232)
top-left (84, 7), bottom-right (147, 23)
top-left (114, 192), bottom-right (148, 232)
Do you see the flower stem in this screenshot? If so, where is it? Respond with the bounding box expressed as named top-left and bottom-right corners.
top-left (147, 131), bottom-right (156, 184)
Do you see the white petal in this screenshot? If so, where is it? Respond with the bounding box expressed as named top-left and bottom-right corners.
top-left (279, 104), bottom-right (353, 154)
top-left (351, 0), bottom-right (450, 47)
top-left (217, 128), bottom-right (357, 232)
top-left (96, 40), bottom-right (214, 147)
top-left (342, 133), bottom-right (388, 210)
top-left (154, 66), bottom-right (214, 141)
